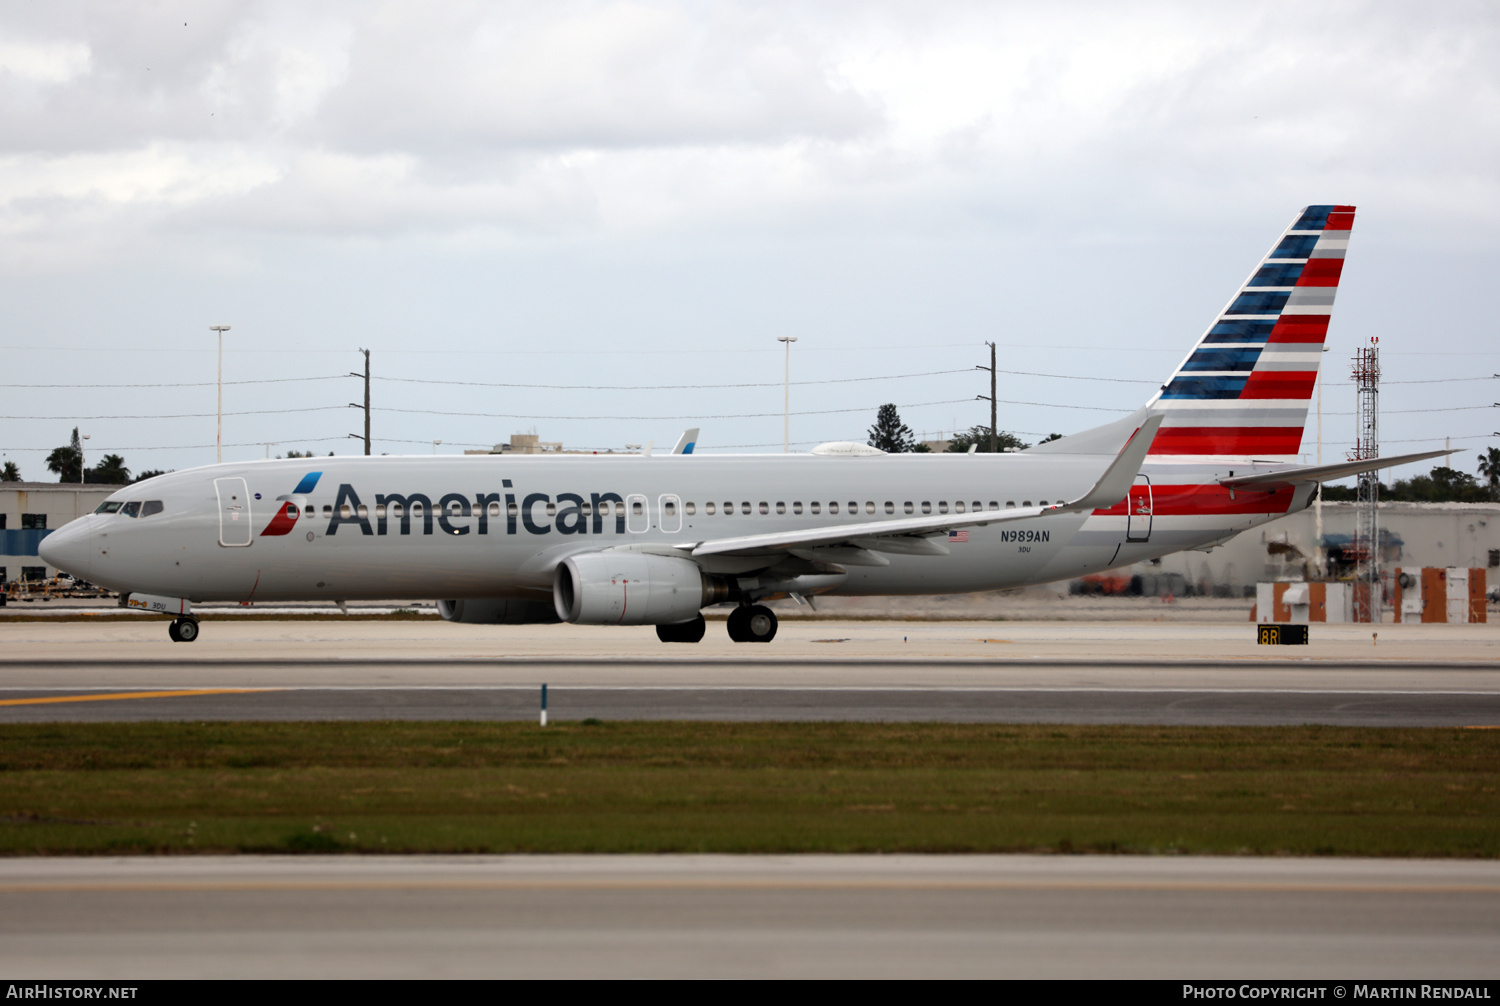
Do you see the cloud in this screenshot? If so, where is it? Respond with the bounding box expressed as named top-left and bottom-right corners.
top-left (0, 0), bottom-right (1496, 260)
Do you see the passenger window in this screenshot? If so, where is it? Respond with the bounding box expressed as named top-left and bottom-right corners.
top-left (391, 503), bottom-right (405, 518)
top-left (848, 502), bottom-right (857, 514)
top-left (1040, 500), bottom-right (1048, 506)
top-left (938, 501), bottom-right (949, 514)
top-left (921, 501), bottom-right (931, 514)
top-left (632, 501), bottom-right (644, 515)
top-left (121, 501), bottom-right (141, 517)
top-left (664, 501), bottom-right (677, 516)
top-left (759, 502), bottom-right (768, 515)
top-left (546, 502), bottom-right (558, 517)
top-left (884, 502), bottom-right (894, 514)
top-left (775, 502), bottom-right (785, 515)
top-left (989, 501), bottom-right (999, 510)
top-left (141, 500), bottom-right (164, 517)
top-left (864, 502), bottom-right (875, 514)
top-left (340, 504), bottom-right (353, 518)
top-left (581, 502), bottom-right (593, 516)
top-left (288, 504), bottom-right (301, 518)
top-left (507, 502), bottom-right (518, 517)
top-left (705, 501), bottom-right (716, 515)
top-left (904, 501), bottom-right (914, 514)
top-left (829, 502), bottom-right (839, 515)
top-left (356, 504), bottom-right (368, 519)
top-left (488, 502), bottom-right (501, 517)
top-left (1006, 501), bottom-right (1015, 509)
top-left (954, 501), bottom-right (966, 514)
top-left (724, 502), bottom-right (733, 515)
top-left (793, 502), bottom-right (803, 515)
top-left (1023, 501), bottom-right (1032, 507)
top-left (323, 505), bottom-right (333, 517)
top-left (973, 501), bottom-right (982, 512)
top-left (741, 502), bottom-right (751, 515)
top-left (811, 502), bottom-right (821, 515)
top-left (685, 502), bottom-right (695, 516)
top-left (95, 501), bottom-right (123, 514)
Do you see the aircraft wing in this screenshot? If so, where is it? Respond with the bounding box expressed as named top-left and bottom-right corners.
top-left (689, 415), bottom-right (1162, 559)
top-left (1218, 448), bottom-right (1456, 490)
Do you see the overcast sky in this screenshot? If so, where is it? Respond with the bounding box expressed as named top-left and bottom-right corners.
top-left (2, 1), bottom-right (1497, 479)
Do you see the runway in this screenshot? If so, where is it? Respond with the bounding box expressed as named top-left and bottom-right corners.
top-left (2, 618), bottom-right (1497, 724)
top-left (2, 855), bottom-right (1496, 978)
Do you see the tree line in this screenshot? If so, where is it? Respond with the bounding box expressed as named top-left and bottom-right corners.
top-left (0, 428), bottom-right (323, 484)
top-left (866, 403), bottom-right (1057, 454)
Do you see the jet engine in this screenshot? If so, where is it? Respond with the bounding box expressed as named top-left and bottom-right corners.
top-left (437, 598), bottom-right (562, 624)
top-left (553, 552), bottom-right (732, 625)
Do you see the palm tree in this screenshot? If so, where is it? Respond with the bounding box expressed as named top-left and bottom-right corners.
top-left (1, 461), bottom-right (19, 481)
top-left (1478, 446), bottom-right (1500, 496)
top-left (45, 428), bottom-right (82, 483)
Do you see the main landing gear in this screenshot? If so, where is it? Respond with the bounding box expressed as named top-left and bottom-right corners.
top-left (167, 617), bottom-right (200, 643)
top-left (655, 614), bottom-right (707, 643)
top-left (726, 604), bottom-right (777, 643)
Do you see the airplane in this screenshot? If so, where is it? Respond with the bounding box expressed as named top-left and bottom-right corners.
top-left (39, 205), bottom-right (1450, 643)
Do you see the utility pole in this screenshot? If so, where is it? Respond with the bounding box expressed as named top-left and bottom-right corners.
top-left (975, 341), bottom-right (997, 453)
top-left (349, 348), bottom-right (371, 455)
top-left (777, 336), bottom-right (797, 453)
top-left (210, 325), bottom-right (231, 463)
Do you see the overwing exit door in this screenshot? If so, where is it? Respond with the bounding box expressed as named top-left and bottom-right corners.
top-left (1125, 474), bottom-right (1152, 542)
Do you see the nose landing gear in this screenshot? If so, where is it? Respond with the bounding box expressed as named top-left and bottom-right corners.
top-left (726, 604), bottom-right (777, 643)
top-left (167, 617), bottom-right (200, 643)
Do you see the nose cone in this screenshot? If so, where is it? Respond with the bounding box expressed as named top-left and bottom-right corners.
top-left (37, 519), bottom-right (93, 579)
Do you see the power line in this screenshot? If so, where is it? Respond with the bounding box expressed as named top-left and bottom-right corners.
top-left (0, 375), bottom-right (349, 389)
top-left (0, 407), bottom-right (349, 420)
top-left (374, 369), bottom-right (975, 391)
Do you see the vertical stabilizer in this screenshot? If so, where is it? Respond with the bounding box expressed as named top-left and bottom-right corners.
top-left (1146, 205), bottom-right (1355, 460)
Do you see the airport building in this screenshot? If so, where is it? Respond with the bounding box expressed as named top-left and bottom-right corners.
top-left (1120, 500), bottom-right (1500, 597)
top-left (0, 482), bottom-right (114, 584)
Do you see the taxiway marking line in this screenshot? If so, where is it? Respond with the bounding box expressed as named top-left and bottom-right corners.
top-left (0, 689), bottom-right (275, 707)
top-left (0, 879), bottom-right (1496, 895)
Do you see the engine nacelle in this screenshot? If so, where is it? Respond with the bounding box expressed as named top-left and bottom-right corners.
top-left (553, 552), bottom-right (730, 625)
top-left (437, 598), bottom-right (562, 624)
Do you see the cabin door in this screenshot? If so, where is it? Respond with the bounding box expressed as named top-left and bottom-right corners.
top-left (215, 477), bottom-right (253, 547)
top-left (1125, 475), bottom-right (1153, 543)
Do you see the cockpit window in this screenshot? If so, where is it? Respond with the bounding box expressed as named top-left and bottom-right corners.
top-left (141, 500), bottom-right (164, 517)
top-left (121, 501), bottom-right (142, 518)
top-left (95, 501), bottom-right (123, 514)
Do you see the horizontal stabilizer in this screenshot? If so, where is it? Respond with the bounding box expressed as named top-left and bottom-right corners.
top-left (1218, 448), bottom-right (1456, 489)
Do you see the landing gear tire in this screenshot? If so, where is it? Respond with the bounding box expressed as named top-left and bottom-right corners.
top-left (726, 604), bottom-right (777, 643)
top-left (169, 617), bottom-right (199, 643)
top-left (655, 614), bottom-right (707, 643)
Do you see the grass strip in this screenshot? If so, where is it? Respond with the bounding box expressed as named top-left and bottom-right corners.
top-left (0, 721), bottom-right (1495, 856)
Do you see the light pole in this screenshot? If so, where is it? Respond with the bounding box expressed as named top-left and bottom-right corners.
top-left (432, 440), bottom-right (442, 455)
top-left (777, 336), bottom-right (797, 453)
top-left (79, 433), bottom-right (89, 483)
top-left (210, 326), bottom-right (231, 463)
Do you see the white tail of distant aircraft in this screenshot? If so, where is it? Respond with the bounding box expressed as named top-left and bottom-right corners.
top-left (41, 205), bottom-right (1449, 643)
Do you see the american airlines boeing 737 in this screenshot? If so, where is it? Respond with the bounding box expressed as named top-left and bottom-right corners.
top-left (40, 205), bottom-right (1446, 643)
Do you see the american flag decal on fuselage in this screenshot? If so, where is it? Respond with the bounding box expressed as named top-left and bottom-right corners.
top-left (1147, 205), bottom-right (1354, 460)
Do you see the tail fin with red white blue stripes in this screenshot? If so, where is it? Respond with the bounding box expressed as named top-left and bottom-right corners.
top-left (1145, 205), bottom-right (1354, 460)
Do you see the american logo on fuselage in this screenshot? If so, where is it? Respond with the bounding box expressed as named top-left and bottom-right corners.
top-left (259, 472), bottom-right (323, 536)
top-left (306, 483), bottom-right (631, 537)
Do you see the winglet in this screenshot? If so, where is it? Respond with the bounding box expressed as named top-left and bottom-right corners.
top-left (672, 428), bottom-right (700, 455)
top-left (1055, 414), bottom-right (1163, 514)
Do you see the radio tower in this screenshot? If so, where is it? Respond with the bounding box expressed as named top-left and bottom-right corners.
top-left (1348, 337), bottom-right (1380, 621)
